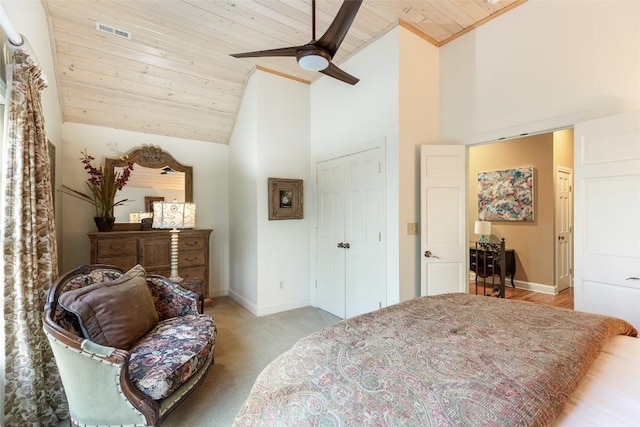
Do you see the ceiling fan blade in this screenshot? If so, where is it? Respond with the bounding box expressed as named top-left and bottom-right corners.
top-left (230, 46), bottom-right (300, 59)
top-left (320, 62), bottom-right (359, 85)
top-left (316, 0), bottom-right (363, 57)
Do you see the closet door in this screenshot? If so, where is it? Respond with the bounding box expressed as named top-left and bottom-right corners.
top-left (344, 149), bottom-right (385, 318)
top-left (316, 147), bottom-right (385, 319)
top-left (317, 157), bottom-right (346, 318)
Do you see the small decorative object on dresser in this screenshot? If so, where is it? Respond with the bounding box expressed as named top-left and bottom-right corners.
top-left (88, 228), bottom-right (212, 301)
top-left (62, 148), bottom-right (135, 232)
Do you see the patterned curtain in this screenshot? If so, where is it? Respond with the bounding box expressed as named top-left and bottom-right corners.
top-left (2, 41), bottom-right (67, 425)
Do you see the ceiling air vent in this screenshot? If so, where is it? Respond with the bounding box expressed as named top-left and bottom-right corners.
top-left (95, 22), bottom-right (131, 40)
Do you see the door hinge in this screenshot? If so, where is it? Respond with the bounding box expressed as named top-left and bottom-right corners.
top-left (379, 232), bottom-right (381, 242)
top-left (379, 302), bottom-right (382, 309)
top-left (378, 162), bottom-right (381, 173)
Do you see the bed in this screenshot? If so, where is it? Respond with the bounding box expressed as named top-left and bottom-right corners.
top-left (233, 293), bottom-right (638, 426)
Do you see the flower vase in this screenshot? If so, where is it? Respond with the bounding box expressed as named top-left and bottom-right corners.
top-left (94, 216), bottom-right (115, 232)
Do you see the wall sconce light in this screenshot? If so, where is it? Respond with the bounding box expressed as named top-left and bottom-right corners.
top-left (152, 201), bottom-right (196, 283)
top-left (475, 220), bottom-right (492, 243)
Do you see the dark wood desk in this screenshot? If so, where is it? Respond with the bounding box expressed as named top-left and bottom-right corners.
top-left (469, 241), bottom-right (516, 298)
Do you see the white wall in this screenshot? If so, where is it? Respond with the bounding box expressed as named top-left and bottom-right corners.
top-left (440, 0), bottom-right (640, 144)
top-left (228, 70), bottom-right (311, 315)
top-left (61, 123), bottom-right (229, 297)
top-left (398, 28), bottom-right (440, 301)
top-left (256, 71), bottom-right (311, 315)
top-left (310, 28), bottom-right (400, 307)
top-left (228, 74), bottom-right (259, 308)
top-left (310, 26), bottom-right (438, 306)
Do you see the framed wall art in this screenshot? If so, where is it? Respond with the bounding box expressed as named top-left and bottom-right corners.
top-left (268, 178), bottom-right (303, 220)
top-left (477, 167), bottom-right (534, 221)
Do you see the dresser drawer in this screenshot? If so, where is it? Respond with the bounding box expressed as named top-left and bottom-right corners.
top-left (147, 267), bottom-right (205, 284)
top-left (97, 239), bottom-right (137, 257)
top-left (147, 267), bottom-right (170, 278)
top-left (100, 256), bottom-right (137, 270)
top-left (179, 237), bottom-right (206, 252)
top-left (178, 252), bottom-right (205, 267)
top-left (180, 266), bottom-right (206, 283)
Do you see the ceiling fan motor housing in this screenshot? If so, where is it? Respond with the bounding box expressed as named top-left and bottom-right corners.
top-left (296, 47), bottom-right (331, 71)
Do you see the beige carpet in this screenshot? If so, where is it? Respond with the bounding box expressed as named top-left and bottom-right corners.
top-left (162, 296), bottom-right (340, 426)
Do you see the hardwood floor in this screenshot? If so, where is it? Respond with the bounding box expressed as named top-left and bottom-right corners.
top-left (469, 282), bottom-right (574, 309)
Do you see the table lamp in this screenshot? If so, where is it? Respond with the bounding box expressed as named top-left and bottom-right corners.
top-left (474, 220), bottom-right (491, 243)
top-left (152, 201), bottom-right (196, 283)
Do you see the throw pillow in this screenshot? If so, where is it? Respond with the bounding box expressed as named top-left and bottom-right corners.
top-left (59, 264), bottom-right (159, 350)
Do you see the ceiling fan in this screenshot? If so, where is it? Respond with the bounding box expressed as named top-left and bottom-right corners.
top-left (230, 0), bottom-right (363, 85)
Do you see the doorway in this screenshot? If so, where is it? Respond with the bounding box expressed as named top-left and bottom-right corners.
top-left (467, 129), bottom-right (574, 295)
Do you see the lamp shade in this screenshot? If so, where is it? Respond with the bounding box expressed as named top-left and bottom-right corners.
top-left (152, 202), bottom-right (196, 229)
top-left (474, 220), bottom-right (491, 236)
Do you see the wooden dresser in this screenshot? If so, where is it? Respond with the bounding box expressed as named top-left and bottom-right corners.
top-left (88, 229), bottom-right (212, 299)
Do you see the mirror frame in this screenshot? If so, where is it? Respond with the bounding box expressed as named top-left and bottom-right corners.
top-left (105, 146), bottom-right (193, 230)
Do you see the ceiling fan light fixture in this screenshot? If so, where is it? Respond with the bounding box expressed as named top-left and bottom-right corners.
top-left (297, 49), bottom-right (330, 71)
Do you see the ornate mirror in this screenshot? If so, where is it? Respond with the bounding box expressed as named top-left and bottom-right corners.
top-left (105, 146), bottom-right (193, 230)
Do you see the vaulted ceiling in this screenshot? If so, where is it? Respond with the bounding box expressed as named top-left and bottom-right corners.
top-left (42, 0), bottom-right (525, 144)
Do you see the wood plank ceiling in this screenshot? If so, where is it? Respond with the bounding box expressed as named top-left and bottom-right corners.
top-left (42, 0), bottom-right (525, 145)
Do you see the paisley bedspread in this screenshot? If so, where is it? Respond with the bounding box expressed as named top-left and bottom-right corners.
top-left (234, 293), bottom-right (637, 427)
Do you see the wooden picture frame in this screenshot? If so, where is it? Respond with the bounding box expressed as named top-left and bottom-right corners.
top-left (268, 178), bottom-right (303, 220)
top-left (145, 196), bottom-right (164, 212)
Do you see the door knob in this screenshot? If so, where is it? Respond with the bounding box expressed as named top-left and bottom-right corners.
top-left (558, 235), bottom-right (565, 240)
top-left (337, 242), bottom-right (344, 248)
top-left (424, 250), bottom-right (439, 258)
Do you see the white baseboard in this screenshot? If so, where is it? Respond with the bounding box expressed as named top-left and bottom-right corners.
top-left (227, 290), bottom-right (259, 316)
top-left (209, 288), bottom-right (229, 298)
top-left (226, 290), bottom-right (309, 317)
top-left (512, 280), bottom-right (556, 295)
top-left (256, 298), bottom-right (310, 317)
top-left (469, 272), bottom-right (556, 295)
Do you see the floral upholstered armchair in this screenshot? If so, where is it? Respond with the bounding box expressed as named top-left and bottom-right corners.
top-left (43, 264), bottom-right (217, 427)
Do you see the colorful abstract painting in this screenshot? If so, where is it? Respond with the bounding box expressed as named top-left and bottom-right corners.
top-left (478, 167), bottom-right (534, 221)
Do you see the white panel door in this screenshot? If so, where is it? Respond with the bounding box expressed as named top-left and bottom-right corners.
top-left (344, 149), bottom-right (385, 318)
top-left (555, 167), bottom-right (573, 292)
top-left (316, 147), bottom-right (385, 319)
top-left (574, 110), bottom-right (640, 330)
top-left (316, 158), bottom-right (346, 318)
top-left (420, 145), bottom-right (467, 296)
